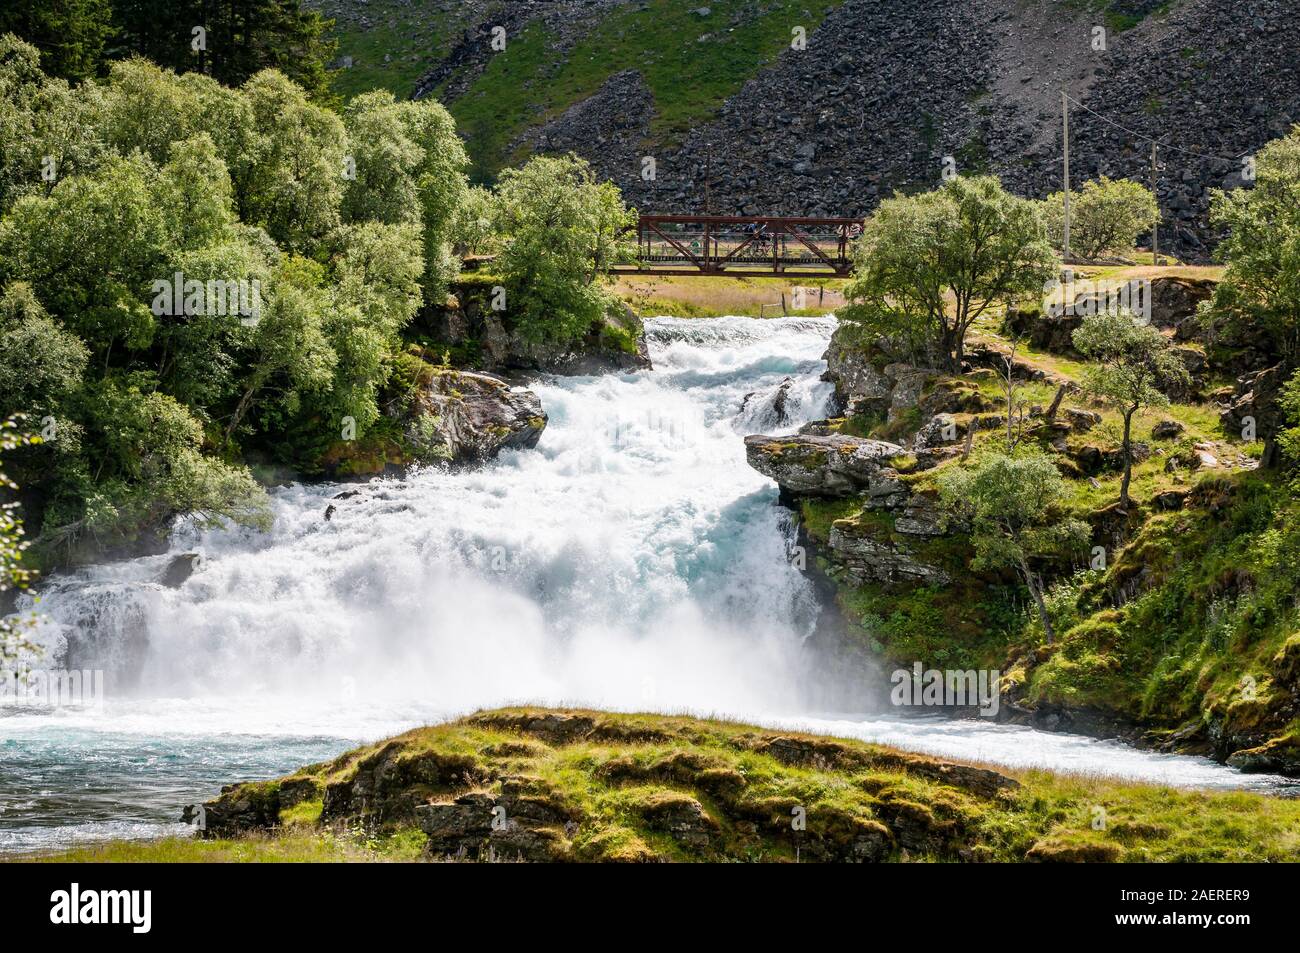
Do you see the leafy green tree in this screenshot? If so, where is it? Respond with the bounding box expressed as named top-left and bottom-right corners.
top-left (451, 185), bottom-right (498, 259)
top-left (843, 175), bottom-right (1057, 372)
top-left (68, 377), bottom-right (271, 543)
top-left (0, 153), bottom-right (168, 358)
top-left (1280, 370), bottom-right (1300, 466)
top-left (1208, 126), bottom-right (1300, 362)
top-left (0, 283), bottom-right (90, 423)
top-left (0, 34), bottom-right (107, 214)
top-left (224, 256), bottom-right (335, 444)
top-left (492, 154), bottom-right (636, 343)
top-left (341, 91), bottom-right (468, 303)
top-left (0, 1), bottom-right (114, 83)
top-left (1041, 176), bottom-right (1159, 260)
top-left (239, 69), bottom-right (346, 255)
top-left (939, 452), bottom-right (1088, 644)
top-left (0, 417), bottom-right (41, 664)
top-left (1072, 311), bottom-right (1190, 509)
top-left (312, 222), bottom-right (425, 437)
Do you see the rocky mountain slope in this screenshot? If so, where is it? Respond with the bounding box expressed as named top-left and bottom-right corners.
top-left (312, 0), bottom-right (1298, 258)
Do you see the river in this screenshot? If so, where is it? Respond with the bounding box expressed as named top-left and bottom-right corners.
top-left (2, 315), bottom-right (1292, 853)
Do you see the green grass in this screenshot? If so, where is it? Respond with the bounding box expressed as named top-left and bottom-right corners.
top-left (22, 831), bottom-right (422, 863)
top-left (27, 708), bottom-right (1300, 863)
top-left (617, 274), bottom-right (847, 319)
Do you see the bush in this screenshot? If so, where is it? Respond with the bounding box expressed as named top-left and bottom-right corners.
top-left (1041, 176), bottom-right (1158, 259)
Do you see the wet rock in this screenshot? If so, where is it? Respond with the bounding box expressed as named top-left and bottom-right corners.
top-left (160, 553), bottom-right (201, 588)
top-left (1226, 738), bottom-right (1300, 777)
top-left (741, 376), bottom-right (794, 426)
top-left (407, 369), bottom-right (547, 464)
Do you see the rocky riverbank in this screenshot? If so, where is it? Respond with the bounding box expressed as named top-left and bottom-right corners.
top-left (743, 274), bottom-right (1300, 777)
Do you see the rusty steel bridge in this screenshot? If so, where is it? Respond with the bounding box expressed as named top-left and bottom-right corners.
top-left (615, 214), bottom-right (863, 277)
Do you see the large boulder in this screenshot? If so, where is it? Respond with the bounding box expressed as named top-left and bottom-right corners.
top-left (408, 368), bottom-right (547, 464)
top-left (744, 433), bottom-right (907, 500)
top-left (1002, 304), bottom-right (1082, 355)
top-left (1220, 363), bottom-right (1288, 467)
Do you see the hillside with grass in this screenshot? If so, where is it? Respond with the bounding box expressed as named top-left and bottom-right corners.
top-left (31, 707), bottom-right (1300, 863)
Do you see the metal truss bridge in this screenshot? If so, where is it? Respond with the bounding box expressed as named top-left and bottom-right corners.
top-left (615, 215), bottom-right (863, 277)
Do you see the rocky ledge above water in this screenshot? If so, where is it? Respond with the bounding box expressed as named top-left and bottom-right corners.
top-left (743, 434), bottom-right (908, 500)
top-left (175, 707), bottom-right (1300, 863)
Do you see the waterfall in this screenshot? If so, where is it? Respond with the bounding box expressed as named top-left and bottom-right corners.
top-left (3, 315), bottom-right (1291, 852)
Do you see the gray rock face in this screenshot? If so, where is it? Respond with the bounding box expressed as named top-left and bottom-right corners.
top-left (828, 516), bottom-right (951, 586)
top-left (1150, 276), bottom-right (1216, 336)
top-left (408, 369), bottom-right (547, 463)
top-left (744, 433), bottom-right (906, 499)
top-left (821, 326), bottom-right (939, 420)
top-left (1002, 306), bottom-right (1083, 355)
top-left (1220, 363), bottom-right (1287, 466)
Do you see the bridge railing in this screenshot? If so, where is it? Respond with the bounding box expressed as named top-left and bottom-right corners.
top-left (618, 215), bottom-right (864, 276)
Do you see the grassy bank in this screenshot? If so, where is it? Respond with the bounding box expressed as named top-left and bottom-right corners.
top-left (20, 708), bottom-right (1300, 863)
top-left (616, 274), bottom-right (848, 318)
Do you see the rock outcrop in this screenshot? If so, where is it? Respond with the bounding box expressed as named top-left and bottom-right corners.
top-left (829, 511), bottom-right (951, 586)
top-left (407, 369), bottom-right (547, 464)
top-left (821, 329), bottom-right (939, 421)
top-left (744, 434), bottom-right (907, 500)
top-left (183, 706), bottom-right (1300, 861)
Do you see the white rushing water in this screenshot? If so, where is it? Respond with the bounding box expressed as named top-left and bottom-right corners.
top-left (1, 315), bottom-right (1292, 852)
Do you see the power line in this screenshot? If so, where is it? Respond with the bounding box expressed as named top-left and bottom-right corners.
top-left (1058, 89), bottom-right (1250, 168)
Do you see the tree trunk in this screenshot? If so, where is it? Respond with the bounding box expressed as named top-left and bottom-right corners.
top-left (1045, 384), bottom-right (1066, 424)
top-left (224, 384), bottom-right (258, 446)
top-left (1119, 408), bottom-right (1135, 510)
top-left (1020, 556), bottom-right (1055, 645)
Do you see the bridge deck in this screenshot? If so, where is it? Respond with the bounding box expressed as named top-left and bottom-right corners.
top-left (614, 214), bottom-right (862, 277)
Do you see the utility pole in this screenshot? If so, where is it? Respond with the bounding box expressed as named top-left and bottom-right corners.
top-left (1150, 140), bottom-right (1161, 266)
top-left (1062, 90), bottom-right (1071, 261)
